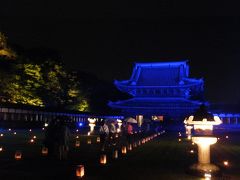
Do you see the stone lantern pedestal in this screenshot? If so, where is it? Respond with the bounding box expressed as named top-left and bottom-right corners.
top-left (190, 137), bottom-right (219, 173)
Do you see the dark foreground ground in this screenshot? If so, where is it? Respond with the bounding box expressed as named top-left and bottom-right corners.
top-left (0, 127), bottom-right (239, 180)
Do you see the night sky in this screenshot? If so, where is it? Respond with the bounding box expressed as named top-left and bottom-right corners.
top-left (0, 1), bottom-right (240, 104)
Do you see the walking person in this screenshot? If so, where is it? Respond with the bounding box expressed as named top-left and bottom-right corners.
top-left (99, 120), bottom-right (109, 151)
top-left (126, 122), bottom-right (133, 144)
top-left (109, 121), bottom-right (117, 146)
top-left (43, 118), bottom-right (57, 158)
top-left (57, 119), bottom-right (71, 160)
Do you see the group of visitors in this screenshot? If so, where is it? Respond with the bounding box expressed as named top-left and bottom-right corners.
top-left (44, 116), bottom-right (71, 160)
top-left (43, 116), bottom-right (161, 157)
top-left (99, 120), bottom-right (118, 151)
top-left (99, 120), bottom-right (134, 151)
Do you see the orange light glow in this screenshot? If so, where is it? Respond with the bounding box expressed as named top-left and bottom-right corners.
top-left (223, 161), bottom-right (229, 166)
top-left (76, 165), bottom-right (84, 178)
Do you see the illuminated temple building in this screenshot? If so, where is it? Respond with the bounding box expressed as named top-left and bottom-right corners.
top-left (108, 61), bottom-right (204, 120)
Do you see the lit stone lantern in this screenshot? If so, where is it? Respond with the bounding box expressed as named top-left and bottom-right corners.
top-left (42, 147), bottom-right (48, 155)
top-left (76, 165), bottom-right (84, 178)
top-left (88, 118), bottom-right (97, 134)
top-left (185, 105), bottom-right (222, 174)
top-left (100, 154), bottom-right (107, 164)
top-left (117, 119), bottom-right (122, 132)
top-left (15, 151), bottom-right (22, 160)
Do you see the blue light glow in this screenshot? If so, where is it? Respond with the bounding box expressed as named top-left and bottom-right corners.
top-left (78, 122), bottom-right (83, 127)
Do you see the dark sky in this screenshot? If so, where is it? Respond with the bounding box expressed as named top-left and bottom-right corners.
top-left (1, 1), bottom-right (240, 104)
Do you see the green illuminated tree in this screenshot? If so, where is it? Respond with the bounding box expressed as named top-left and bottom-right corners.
top-left (0, 32), bottom-right (89, 111)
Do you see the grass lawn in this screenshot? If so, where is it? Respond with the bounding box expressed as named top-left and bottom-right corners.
top-left (0, 128), bottom-right (239, 180)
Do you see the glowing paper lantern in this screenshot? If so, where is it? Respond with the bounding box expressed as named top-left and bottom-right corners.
top-left (100, 154), bottom-right (107, 164)
top-left (96, 137), bottom-right (100, 143)
top-left (178, 138), bottom-right (181, 142)
top-left (128, 144), bottom-right (132, 151)
top-left (113, 150), bottom-right (118, 159)
top-left (42, 147), bottom-right (48, 156)
top-left (0, 134), bottom-right (3, 137)
top-left (30, 139), bottom-right (34, 143)
top-left (75, 140), bottom-right (80, 147)
top-left (121, 146), bottom-right (127, 154)
top-left (13, 132), bottom-right (16, 135)
top-left (76, 165), bottom-right (84, 178)
top-left (223, 161), bottom-right (229, 166)
top-left (87, 139), bottom-right (91, 144)
top-left (33, 136), bottom-right (37, 139)
top-left (133, 142), bottom-right (137, 148)
top-left (0, 147), bottom-right (3, 151)
top-left (15, 151), bottom-right (22, 160)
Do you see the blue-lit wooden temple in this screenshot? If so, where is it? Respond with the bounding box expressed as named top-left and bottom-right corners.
top-left (108, 61), bottom-right (204, 119)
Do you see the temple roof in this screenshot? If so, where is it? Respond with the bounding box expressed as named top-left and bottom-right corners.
top-left (115, 61), bottom-right (203, 88)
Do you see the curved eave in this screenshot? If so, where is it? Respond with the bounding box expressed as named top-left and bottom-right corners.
top-left (115, 82), bottom-right (203, 89)
top-left (108, 98), bottom-right (202, 109)
top-left (109, 105), bottom-right (200, 110)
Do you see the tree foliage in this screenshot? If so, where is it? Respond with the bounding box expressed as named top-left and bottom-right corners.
top-left (0, 33), bottom-right (89, 112)
top-left (0, 32), bottom-right (16, 59)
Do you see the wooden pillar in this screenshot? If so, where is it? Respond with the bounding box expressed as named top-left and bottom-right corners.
top-left (3, 113), bottom-right (7, 121)
top-left (227, 117), bottom-right (231, 124)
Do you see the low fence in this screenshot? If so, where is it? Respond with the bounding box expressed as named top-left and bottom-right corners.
top-left (214, 113), bottom-right (240, 125)
top-left (0, 107), bottom-right (124, 128)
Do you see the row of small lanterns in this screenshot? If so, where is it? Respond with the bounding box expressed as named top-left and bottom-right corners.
top-left (0, 127), bottom-right (165, 179)
top-left (76, 130), bottom-right (166, 178)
